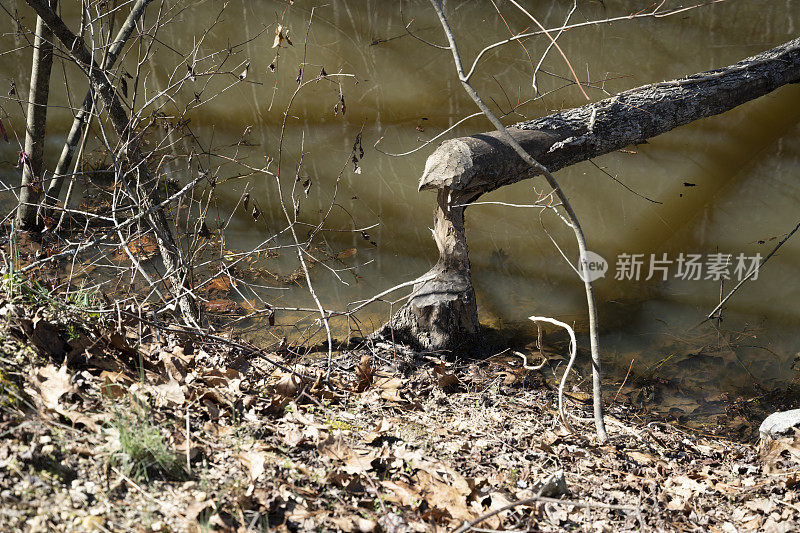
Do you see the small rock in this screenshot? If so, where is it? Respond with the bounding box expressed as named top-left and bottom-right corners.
top-left (760, 410), bottom-right (800, 441)
top-left (80, 515), bottom-right (104, 530)
top-left (531, 469), bottom-right (568, 497)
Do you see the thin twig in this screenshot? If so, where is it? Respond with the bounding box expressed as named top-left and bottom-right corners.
top-left (453, 493), bottom-right (640, 533)
top-left (702, 219), bottom-right (800, 323)
top-left (428, 0), bottom-right (607, 441)
top-left (529, 316), bottom-right (576, 433)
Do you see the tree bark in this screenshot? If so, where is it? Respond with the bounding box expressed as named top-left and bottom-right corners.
top-left (372, 37), bottom-right (800, 354)
top-left (24, 0), bottom-right (199, 326)
top-left (45, 0), bottom-right (152, 205)
top-left (419, 37), bottom-right (800, 195)
top-left (372, 189), bottom-right (480, 352)
top-left (16, 0), bottom-right (57, 231)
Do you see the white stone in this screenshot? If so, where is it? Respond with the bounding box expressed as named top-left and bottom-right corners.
top-left (760, 410), bottom-right (800, 440)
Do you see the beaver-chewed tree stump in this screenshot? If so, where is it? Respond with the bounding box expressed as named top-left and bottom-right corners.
top-left (371, 37), bottom-right (800, 356)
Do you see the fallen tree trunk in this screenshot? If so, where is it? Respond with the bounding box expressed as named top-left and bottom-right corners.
top-left (371, 37), bottom-right (800, 354)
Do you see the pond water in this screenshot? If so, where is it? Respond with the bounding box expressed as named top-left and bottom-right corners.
top-left (1, 0), bottom-right (799, 412)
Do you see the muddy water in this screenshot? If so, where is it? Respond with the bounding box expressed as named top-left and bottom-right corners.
top-left (1, 1), bottom-right (799, 403)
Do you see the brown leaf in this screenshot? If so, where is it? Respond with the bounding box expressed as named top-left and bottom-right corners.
top-left (272, 24), bottom-right (291, 48)
top-left (474, 491), bottom-right (514, 529)
top-left (282, 425), bottom-right (306, 447)
top-left (318, 434), bottom-right (353, 461)
top-left (27, 364), bottom-right (106, 431)
top-left (763, 433), bottom-right (800, 474)
top-left (237, 449), bottom-right (268, 482)
top-left (184, 499), bottom-right (215, 525)
top-left (413, 469), bottom-right (473, 521)
top-left (381, 480), bottom-right (420, 507)
top-left (363, 417), bottom-right (392, 444)
top-left (197, 367), bottom-right (240, 388)
top-left (161, 351), bottom-right (189, 383)
top-left (32, 364), bottom-right (74, 410)
top-left (374, 376), bottom-right (406, 403)
top-left (353, 353), bottom-right (373, 392)
top-left (201, 299), bottom-right (240, 314)
top-left (108, 331), bottom-right (137, 358)
top-left (343, 451), bottom-right (376, 475)
top-left (116, 234), bottom-right (158, 260)
top-left (437, 373), bottom-right (460, 391)
top-left (153, 379), bottom-right (186, 406)
top-left (19, 316), bottom-right (66, 357)
top-left (272, 372), bottom-right (305, 397)
top-left (289, 407), bottom-right (328, 430)
top-left (329, 516), bottom-right (377, 532)
top-left (100, 377), bottom-right (127, 399)
top-left (627, 451), bottom-right (655, 465)
top-left (336, 248), bottom-right (357, 259)
top-left (207, 276), bottom-right (232, 293)
top-left (662, 475), bottom-right (704, 511)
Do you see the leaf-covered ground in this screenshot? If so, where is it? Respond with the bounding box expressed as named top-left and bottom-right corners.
top-left (1, 300), bottom-right (799, 532)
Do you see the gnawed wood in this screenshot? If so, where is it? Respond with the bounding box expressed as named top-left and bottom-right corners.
top-left (371, 37), bottom-right (800, 355)
top-left (372, 189), bottom-right (480, 352)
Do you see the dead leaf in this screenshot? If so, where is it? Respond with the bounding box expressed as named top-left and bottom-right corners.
top-left (100, 377), bottom-right (127, 399)
top-left (473, 491), bottom-right (514, 529)
top-left (153, 379), bottom-right (186, 406)
top-left (343, 451), bottom-right (376, 475)
top-left (184, 499), bottom-right (215, 525)
top-left (336, 248), bottom-right (357, 260)
top-left (353, 353), bottom-right (372, 392)
top-left (330, 515), bottom-right (377, 532)
top-left (282, 425), bottom-right (306, 447)
top-left (60, 409), bottom-right (106, 432)
top-left (27, 316), bottom-right (67, 357)
top-left (201, 299), bottom-right (240, 314)
top-left (763, 434), bottom-right (800, 474)
top-left (238, 449), bottom-right (267, 482)
top-left (363, 417), bottom-right (392, 444)
top-left (437, 373), bottom-right (460, 391)
top-left (32, 364), bottom-right (74, 410)
top-left (272, 372), bottom-right (305, 397)
top-left (272, 24), bottom-right (292, 48)
top-left (374, 376), bottom-right (405, 403)
top-left (161, 351), bottom-right (189, 383)
top-left (414, 469), bottom-right (473, 521)
top-left (289, 407), bottom-right (327, 430)
top-left (207, 276), bottom-right (231, 293)
top-left (627, 451), bottom-right (655, 465)
top-left (662, 475), bottom-right (704, 511)
top-left (116, 234), bottom-right (158, 260)
top-left (382, 480), bottom-right (420, 507)
top-left (197, 367), bottom-right (240, 388)
top-left (318, 434), bottom-right (353, 461)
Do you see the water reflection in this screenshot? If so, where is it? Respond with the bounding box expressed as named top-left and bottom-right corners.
top-left (1, 1), bottom-right (798, 398)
